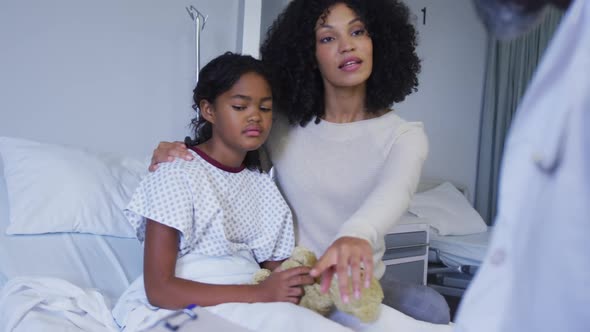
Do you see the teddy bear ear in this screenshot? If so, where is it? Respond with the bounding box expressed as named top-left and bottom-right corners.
top-left (291, 246), bottom-right (318, 267)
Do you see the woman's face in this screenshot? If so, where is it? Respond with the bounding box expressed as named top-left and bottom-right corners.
top-left (314, 3), bottom-right (373, 91)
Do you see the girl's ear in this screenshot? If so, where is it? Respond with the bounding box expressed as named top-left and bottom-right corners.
top-left (199, 99), bottom-right (215, 124)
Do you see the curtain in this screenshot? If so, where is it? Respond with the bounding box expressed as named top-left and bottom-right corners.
top-left (474, 8), bottom-right (563, 225)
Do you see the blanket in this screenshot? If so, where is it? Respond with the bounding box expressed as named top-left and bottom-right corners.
top-left (113, 250), bottom-right (452, 332)
top-left (0, 251), bottom-right (452, 332)
top-left (0, 277), bottom-right (118, 332)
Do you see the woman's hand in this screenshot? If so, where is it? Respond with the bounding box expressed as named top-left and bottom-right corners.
top-left (257, 266), bottom-right (314, 304)
top-left (310, 236), bottom-right (374, 304)
top-left (149, 141), bottom-right (193, 172)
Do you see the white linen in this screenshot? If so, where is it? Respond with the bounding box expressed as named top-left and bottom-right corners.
top-left (0, 277), bottom-right (119, 332)
top-left (456, 0), bottom-right (590, 330)
top-left (205, 302), bottom-right (452, 332)
top-left (408, 182), bottom-right (487, 236)
top-left (112, 250), bottom-right (263, 330)
top-left (430, 229), bottom-right (492, 267)
top-left (0, 136), bottom-right (145, 237)
top-left (113, 250), bottom-right (452, 332)
top-left (0, 166), bottom-right (143, 301)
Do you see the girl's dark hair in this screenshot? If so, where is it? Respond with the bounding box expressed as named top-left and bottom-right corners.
top-left (185, 52), bottom-right (271, 171)
top-left (260, 0), bottom-right (421, 126)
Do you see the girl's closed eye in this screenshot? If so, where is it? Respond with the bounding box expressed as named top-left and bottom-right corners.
top-left (260, 106), bottom-right (272, 112)
top-left (232, 105), bottom-right (247, 111)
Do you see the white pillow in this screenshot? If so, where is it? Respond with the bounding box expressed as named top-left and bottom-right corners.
top-left (0, 170), bottom-right (144, 301)
top-left (0, 136), bottom-right (146, 237)
top-left (408, 182), bottom-right (488, 236)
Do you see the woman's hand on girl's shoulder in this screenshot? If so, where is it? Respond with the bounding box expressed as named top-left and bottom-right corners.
top-left (256, 266), bottom-right (314, 304)
top-left (310, 237), bottom-right (374, 304)
top-left (149, 141), bottom-right (193, 172)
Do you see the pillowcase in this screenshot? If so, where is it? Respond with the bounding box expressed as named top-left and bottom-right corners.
top-left (0, 136), bottom-right (146, 237)
top-left (407, 182), bottom-right (488, 236)
top-left (0, 169), bottom-right (143, 300)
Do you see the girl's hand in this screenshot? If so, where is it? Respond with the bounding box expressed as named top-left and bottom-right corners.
top-left (257, 266), bottom-right (314, 304)
top-left (310, 237), bottom-right (374, 304)
top-left (149, 141), bottom-right (193, 172)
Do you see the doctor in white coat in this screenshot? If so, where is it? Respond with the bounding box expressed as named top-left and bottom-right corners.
top-left (456, 0), bottom-right (589, 331)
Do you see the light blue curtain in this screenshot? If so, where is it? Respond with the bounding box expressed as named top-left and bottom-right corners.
top-left (475, 8), bottom-right (563, 225)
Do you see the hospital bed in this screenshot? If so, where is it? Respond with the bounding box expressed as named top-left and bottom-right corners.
top-left (0, 137), bottom-right (453, 332)
top-left (397, 180), bottom-right (491, 299)
top-left (427, 229), bottom-right (491, 297)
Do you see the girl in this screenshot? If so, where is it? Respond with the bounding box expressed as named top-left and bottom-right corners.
top-left (150, 0), bottom-right (451, 327)
top-left (112, 52), bottom-right (343, 331)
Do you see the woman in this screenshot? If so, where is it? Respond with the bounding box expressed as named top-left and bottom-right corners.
top-left (151, 0), bottom-right (450, 324)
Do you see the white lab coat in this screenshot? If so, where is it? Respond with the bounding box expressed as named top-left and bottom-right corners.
top-left (455, 0), bottom-right (590, 331)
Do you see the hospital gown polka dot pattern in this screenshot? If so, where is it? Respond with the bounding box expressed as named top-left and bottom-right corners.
top-left (124, 149), bottom-right (294, 262)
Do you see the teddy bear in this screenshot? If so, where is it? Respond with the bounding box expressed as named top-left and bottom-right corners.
top-left (252, 246), bottom-right (384, 323)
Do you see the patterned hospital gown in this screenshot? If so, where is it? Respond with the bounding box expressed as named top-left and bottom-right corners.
top-left (124, 148), bottom-right (294, 263)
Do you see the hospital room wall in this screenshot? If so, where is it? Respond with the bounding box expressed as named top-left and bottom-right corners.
top-left (397, 0), bottom-right (487, 204)
top-left (0, 0), bottom-right (253, 160)
top-left (260, 0), bottom-right (488, 203)
top-left (0, 0), bottom-right (486, 201)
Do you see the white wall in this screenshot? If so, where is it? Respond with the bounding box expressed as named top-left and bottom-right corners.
top-left (396, 0), bottom-right (487, 201)
top-left (0, 0), bottom-right (486, 199)
top-left (241, 0), bottom-right (262, 58)
top-left (260, 0), bottom-right (289, 40)
top-left (0, 0), bottom-right (244, 159)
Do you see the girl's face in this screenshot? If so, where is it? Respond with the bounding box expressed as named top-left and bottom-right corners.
top-left (201, 72), bottom-right (273, 153)
top-left (314, 3), bottom-right (373, 91)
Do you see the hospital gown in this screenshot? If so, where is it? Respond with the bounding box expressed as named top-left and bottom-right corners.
top-left (124, 147), bottom-right (294, 261)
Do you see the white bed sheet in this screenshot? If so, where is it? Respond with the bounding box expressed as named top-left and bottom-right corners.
top-left (397, 211), bottom-right (491, 267)
top-left (0, 275), bottom-right (452, 332)
top-left (0, 161), bottom-right (143, 303)
top-left (429, 228), bottom-right (492, 267)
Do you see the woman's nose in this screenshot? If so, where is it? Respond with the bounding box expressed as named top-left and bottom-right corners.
top-left (339, 37), bottom-right (355, 54)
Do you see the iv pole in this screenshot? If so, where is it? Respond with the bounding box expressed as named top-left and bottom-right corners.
top-left (186, 6), bottom-right (208, 83)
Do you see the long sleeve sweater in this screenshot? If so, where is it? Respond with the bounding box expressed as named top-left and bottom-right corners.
top-left (265, 111), bottom-right (428, 278)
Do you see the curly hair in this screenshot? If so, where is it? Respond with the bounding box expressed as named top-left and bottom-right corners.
top-left (185, 52), bottom-right (271, 171)
top-left (260, 0), bottom-right (420, 126)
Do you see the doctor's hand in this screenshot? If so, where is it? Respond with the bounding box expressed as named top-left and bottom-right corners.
top-left (149, 141), bottom-right (193, 172)
top-left (310, 236), bottom-right (374, 304)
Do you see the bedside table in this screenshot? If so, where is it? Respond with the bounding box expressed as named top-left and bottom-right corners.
top-left (381, 223), bottom-right (429, 286)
